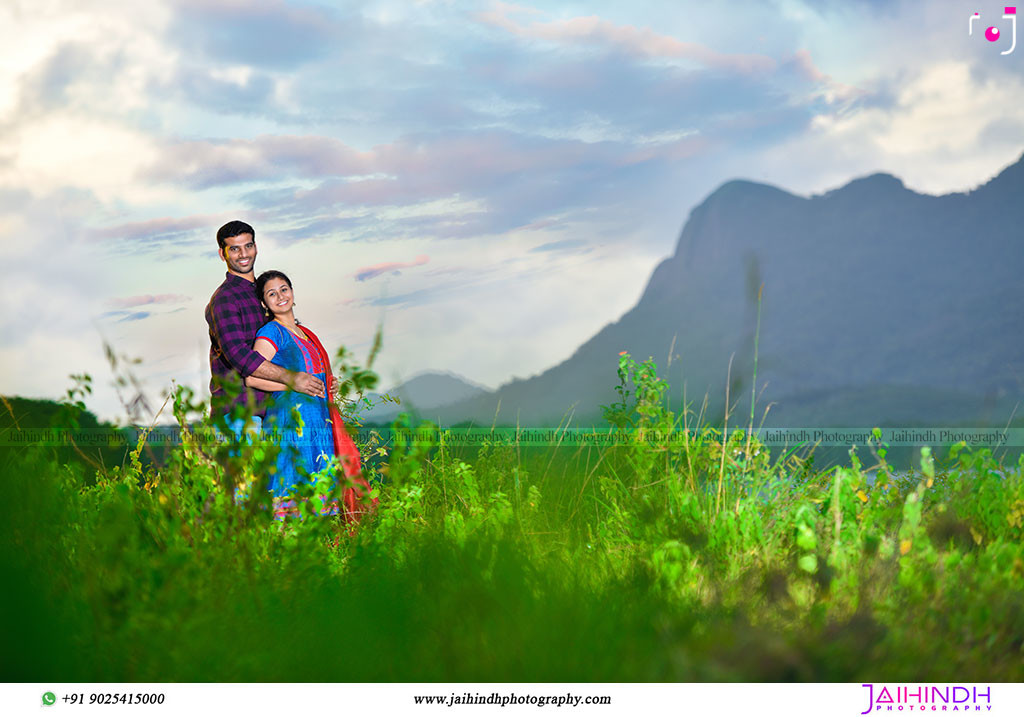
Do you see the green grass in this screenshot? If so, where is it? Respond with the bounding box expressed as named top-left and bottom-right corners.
top-left (2, 357), bottom-right (1023, 682)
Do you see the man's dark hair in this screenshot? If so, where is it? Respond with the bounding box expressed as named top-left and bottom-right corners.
top-left (216, 220), bottom-right (255, 250)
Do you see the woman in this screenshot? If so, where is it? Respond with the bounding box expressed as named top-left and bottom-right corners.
top-left (244, 270), bottom-right (371, 522)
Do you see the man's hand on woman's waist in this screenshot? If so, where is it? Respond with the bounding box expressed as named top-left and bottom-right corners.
top-left (290, 371), bottom-right (326, 398)
top-left (250, 361), bottom-right (325, 398)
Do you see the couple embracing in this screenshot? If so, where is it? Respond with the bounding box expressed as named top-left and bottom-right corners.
top-left (204, 220), bottom-right (373, 521)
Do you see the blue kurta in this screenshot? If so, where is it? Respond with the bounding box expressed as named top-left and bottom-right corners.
top-left (255, 320), bottom-right (335, 497)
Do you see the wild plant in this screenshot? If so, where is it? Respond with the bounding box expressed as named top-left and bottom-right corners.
top-left (6, 342), bottom-right (1024, 681)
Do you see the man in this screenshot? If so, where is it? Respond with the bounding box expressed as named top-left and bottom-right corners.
top-left (205, 220), bottom-right (324, 441)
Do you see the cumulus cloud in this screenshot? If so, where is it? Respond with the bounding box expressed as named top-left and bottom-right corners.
top-left (16, 43), bottom-right (112, 116)
top-left (354, 254), bottom-right (430, 281)
top-left (782, 61), bottom-right (1024, 194)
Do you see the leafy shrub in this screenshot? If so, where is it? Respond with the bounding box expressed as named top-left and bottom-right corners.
top-left (2, 355), bottom-right (1023, 681)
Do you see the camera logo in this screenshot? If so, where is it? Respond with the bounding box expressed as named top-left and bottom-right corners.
top-left (970, 7), bottom-right (1017, 54)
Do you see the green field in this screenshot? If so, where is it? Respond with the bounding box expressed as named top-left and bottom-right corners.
top-left (3, 355), bottom-right (1023, 682)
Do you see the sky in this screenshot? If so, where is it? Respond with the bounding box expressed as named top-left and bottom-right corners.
top-left (2, 0), bottom-right (1023, 424)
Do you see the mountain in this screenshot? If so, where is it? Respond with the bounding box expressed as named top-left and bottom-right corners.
top-left (432, 155), bottom-right (1024, 428)
top-left (0, 395), bottom-right (131, 468)
top-left (358, 371), bottom-right (489, 423)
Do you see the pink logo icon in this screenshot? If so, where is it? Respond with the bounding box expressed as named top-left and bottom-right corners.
top-left (970, 7), bottom-right (1017, 54)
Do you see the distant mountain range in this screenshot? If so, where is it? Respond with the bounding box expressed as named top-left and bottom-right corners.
top-left (358, 371), bottom-right (489, 424)
top-left (428, 154), bottom-right (1024, 428)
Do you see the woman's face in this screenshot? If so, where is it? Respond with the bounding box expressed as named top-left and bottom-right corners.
top-left (262, 277), bottom-right (294, 316)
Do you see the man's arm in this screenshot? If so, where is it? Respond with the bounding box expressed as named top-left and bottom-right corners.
top-left (244, 338), bottom-right (324, 396)
top-left (246, 374), bottom-right (288, 392)
top-left (208, 299), bottom-right (324, 397)
top-left (245, 338), bottom-right (288, 391)
top-left (247, 341), bottom-right (325, 397)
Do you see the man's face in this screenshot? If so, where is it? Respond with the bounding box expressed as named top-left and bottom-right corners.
top-left (220, 233), bottom-right (257, 276)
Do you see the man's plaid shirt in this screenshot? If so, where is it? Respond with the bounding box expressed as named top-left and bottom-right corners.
top-left (205, 272), bottom-right (269, 418)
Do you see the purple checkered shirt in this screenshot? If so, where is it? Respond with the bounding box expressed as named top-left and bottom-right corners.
top-left (205, 272), bottom-right (269, 418)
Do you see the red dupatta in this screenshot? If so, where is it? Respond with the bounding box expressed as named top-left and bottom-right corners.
top-left (298, 325), bottom-right (377, 524)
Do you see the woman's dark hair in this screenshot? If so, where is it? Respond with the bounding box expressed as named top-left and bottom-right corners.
top-left (255, 270), bottom-right (296, 321)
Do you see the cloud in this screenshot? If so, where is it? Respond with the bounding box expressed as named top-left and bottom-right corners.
top-left (143, 135), bottom-right (372, 188)
top-left (476, 2), bottom-right (777, 75)
top-left (798, 0), bottom-right (903, 15)
top-left (529, 239), bottom-right (588, 253)
top-left (355, 254), bottom-right (430, 281)
top-left (173, 65), bottom-right (279, 117)
top-left (7, 0), bottom-right (1022, 426)
top-left (152, 129), bottom-right (706, 238)
top-left (800, 61), bottom-right (1024, 192)
top-left (1, 4), bottom-right (172, 128)
top-left (169, 0), bottom-right (355, 70)
top-left (130, 0), bottom-right (855, 252)
top-left (99, 310), bottom-right (152, 322)
top-left (107, 294), bottom-right (192, 309)
top-left (16, 43), bottom-right (107, 115)
top-left (90, 214), bottom-right (226, 242)
top-left (786, 48), bottom-right (828, 83)
top-left (118, 311), bottom-right (152, 323)
top-left (516, 218), bottom-right (559, 232)
top-left (388, 211), bottom-right (499, 239)
top-left (732, 56), bottom-right (1024, 205)
top-left (461, 43), bottom-right (826, 142)
top-left (367, 286), bottom-right (449, 308)
top-left (781, 49), bottom-right (865, 104)
top-left (266, 215), bottom-right (372, 244)
top-left (150, 130), bottom-right (601, 192)
top-left (142, 129), bottom-right (705, 244)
